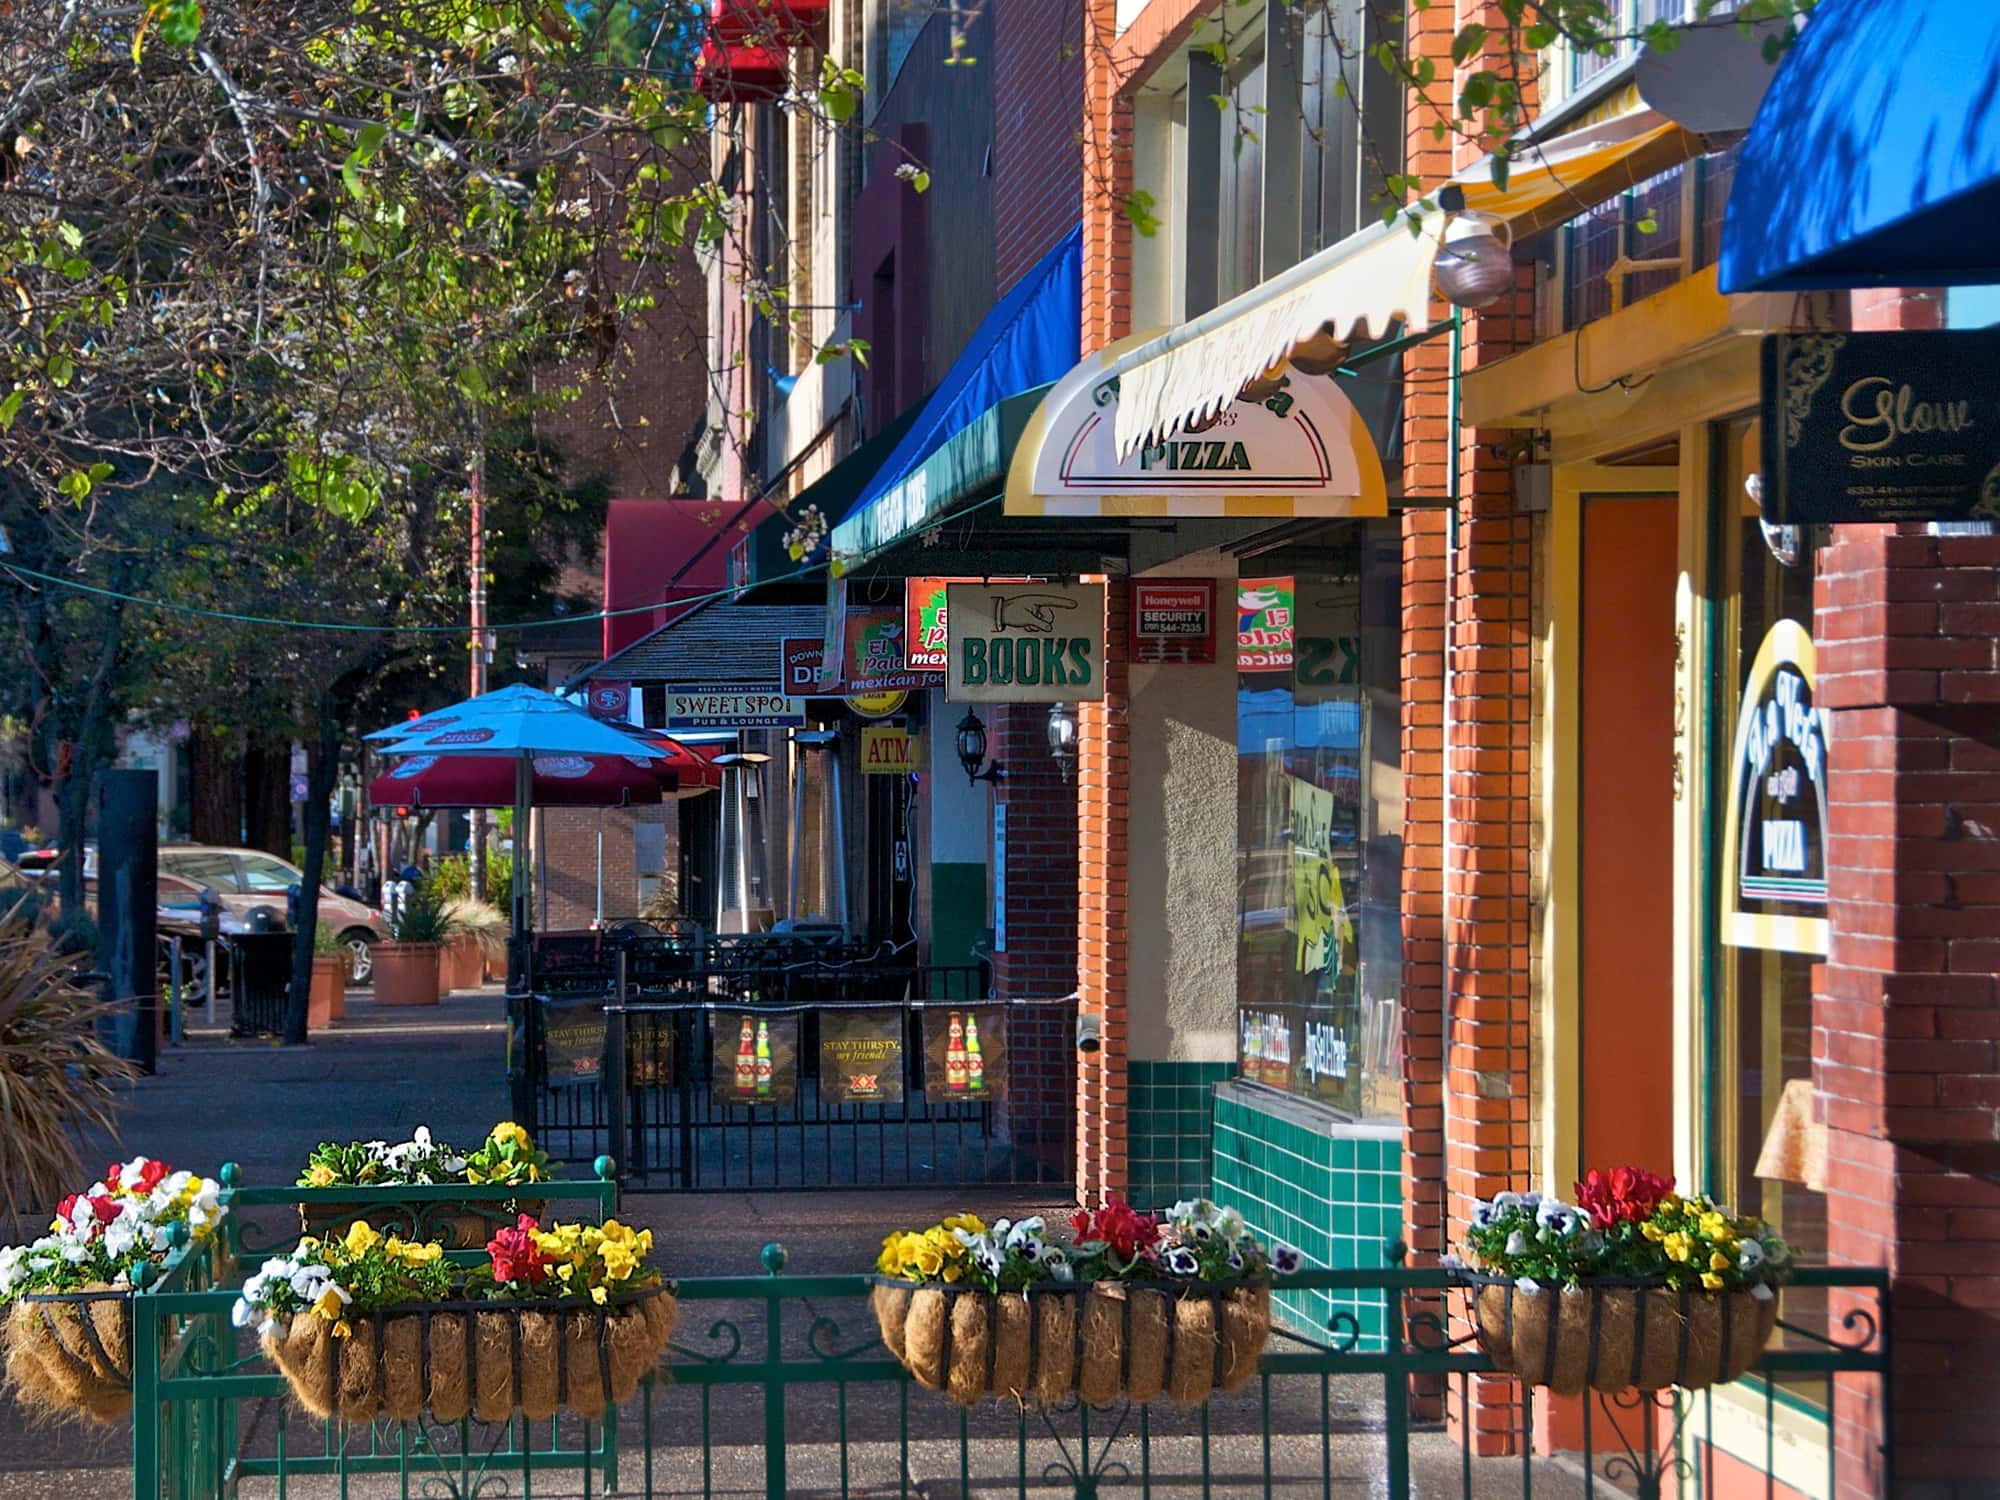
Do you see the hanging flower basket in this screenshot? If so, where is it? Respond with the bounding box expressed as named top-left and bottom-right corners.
top-left (1455, 1167), bottom-right (1791, 1396)
top-left (241, 1215), bottom-right (673, 1425)
top-left (1467, 1277), bottom-right (1778, 1396)
top-left (296, 1123), bottom-right (552, 1248)
top-left (298, 1199), bottom-right (549, 1251)
top-left (869, 1278), bottom-right (1268, 1408)
top-left (261, 1287), bottom-right (677, 1424)
top-left (3, 1287), bottom-right (133, 1423)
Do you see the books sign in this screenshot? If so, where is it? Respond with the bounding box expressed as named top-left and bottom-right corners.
top-left (944, 582), bottom-right (1105, 702)
top-left (1130, 578), bottom-right (1217, 664)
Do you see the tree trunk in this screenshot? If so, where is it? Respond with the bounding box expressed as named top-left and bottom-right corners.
top-left (243, 736), bottom-right (292, 857)
top-left (56, 583), bottom-right (131, 922)
top-left (285, 697), bottom-right (341, 1045)
top-left (188, 723), bottom-right (243, 845)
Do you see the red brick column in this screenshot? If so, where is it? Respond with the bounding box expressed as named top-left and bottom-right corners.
top-left (1815, 524), bottom-right (2000, 1500)
top-left (1076, 577), bottom-right (1130, 1207)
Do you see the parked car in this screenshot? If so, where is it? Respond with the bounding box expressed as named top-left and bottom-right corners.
top-left (157, 846), bottom-right (388, 984)
top-left (20, 843), bottom-right (389, 983)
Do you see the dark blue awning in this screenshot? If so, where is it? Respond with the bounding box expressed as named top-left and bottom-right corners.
top-left (1720, 0), bottom-right (2000, 292)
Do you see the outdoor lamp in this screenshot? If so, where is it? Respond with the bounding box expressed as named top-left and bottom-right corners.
top-left (954, 709), bottom-right (1004, 786)
top-left (1433, 212), bottom-right (1515, 310)
top-left (1046, 702), bottom-right (1078, 782)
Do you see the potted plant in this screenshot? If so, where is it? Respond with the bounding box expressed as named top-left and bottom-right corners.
top-left (870, 1197), bottom-right (1293, 1408)
top-left (242, 1214), bottom-right (675, 1425)
top-left (440, 898), bottom-right (505, 992)
top-left (373, 877), bottom-right (458, 1006)
top-left (0, 1157), bottom-right (225, 1424)
top-left (297, 1121), bottom-right (553, 1248)
top-left (1457, 1166), bottom-right (1793, 1396)
top-left (308, 926), bottom-right (351, 1028)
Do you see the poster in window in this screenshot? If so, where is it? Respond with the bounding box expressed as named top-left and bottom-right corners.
top-left (1722, 619), bottom-right (1831, 955)
top-left (1130, 578), bottom-right (1217, 664)
top-left (542, 998), bottom-right (608, 1088)
top-left (1237, 578), bottom-right (1294, 672)
top-left (1239, 1008), bottom-right (1296, 1091)
top-left (922, 1005), bottom-right (1008, 1103)
top-left (819, 1009), bottom-right (906, 1104)
top-left (1293, 578), bottom-right (1361, 705)
top-left (709, 1012), bottom-right (799, 1108)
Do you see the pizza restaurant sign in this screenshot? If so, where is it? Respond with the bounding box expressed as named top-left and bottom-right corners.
top-left (1723, 619), bottom-right (1830, 956)
top-left (945, 582), bottom-right (1105, 702)
top-left (1005, 336), bottom-right (1387, 519)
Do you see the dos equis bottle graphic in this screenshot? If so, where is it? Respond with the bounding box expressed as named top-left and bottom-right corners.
top-left (734, 1016), bottom-right (755, 1095)
top-left (755, 1017), bottom-right (773, 1097)
top-left (946, 1011), bottom-right (967, 1092)
top-left (964, 1013), bottom-right (985, 1094)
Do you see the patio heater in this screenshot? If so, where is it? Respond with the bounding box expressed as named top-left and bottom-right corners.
top-left (787, 729), bottom-right (848, 933)
top-left (713, 748), bottom-right (772, 935)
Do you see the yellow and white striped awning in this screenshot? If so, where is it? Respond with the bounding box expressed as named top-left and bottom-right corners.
top-left (1100, 108), bottom-right (1692, 462)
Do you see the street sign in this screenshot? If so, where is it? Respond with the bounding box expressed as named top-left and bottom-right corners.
top-left (664, 691), bottom-right (806, 729)
top-left (944, 582), bottom-right (1105, 702)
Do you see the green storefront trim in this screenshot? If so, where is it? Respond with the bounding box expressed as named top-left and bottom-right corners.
top-left (1127, 1060), bottom-right (1234, 1208)
top-left (1211, 1081), bottom-right (1402, 1347)
top-left (928, 860), bottom-right (987, 971)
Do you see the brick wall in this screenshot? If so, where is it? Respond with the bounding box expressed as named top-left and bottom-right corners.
top-left (1815, 521), bottom-right (2000, 1500)
top-left (538, 807), bottom-right (678, 933)
top-left (992, 0), bottom-right (1086, 292)
top-left (1076, 578), bottom-right (1131, 1206)
top-left (991, 703), bottom-right (1080, 1002)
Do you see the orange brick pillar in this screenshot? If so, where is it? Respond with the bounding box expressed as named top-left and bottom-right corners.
top-left (1812, 270), bottom-right (2000, 1500)
top-left (1076, 578), bottom-right (1131, 1207)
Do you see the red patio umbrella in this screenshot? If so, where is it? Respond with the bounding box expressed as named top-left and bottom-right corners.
top-left (367, 738), bottom-right (721, 811)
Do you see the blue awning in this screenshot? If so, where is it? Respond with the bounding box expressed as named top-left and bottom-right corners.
top-left (1720, 0), bottom-right (2000, 292)
top-left (850, 225), bottom-right (1081, 515)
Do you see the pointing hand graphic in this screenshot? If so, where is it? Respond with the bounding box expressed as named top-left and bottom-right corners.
top-left (992, 592), bottom-right (1079, 633)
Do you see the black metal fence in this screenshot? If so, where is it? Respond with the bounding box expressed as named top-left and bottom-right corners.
top-left (518, 937), bottom-right (1076, 1192)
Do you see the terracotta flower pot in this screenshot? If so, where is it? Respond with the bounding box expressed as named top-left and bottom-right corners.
top-left (372, 942), bottom-right (442, 1007)
top-left (442, 934), bottom-right (486, 993)
top-left (308, 955), bottom-right (348, 1028)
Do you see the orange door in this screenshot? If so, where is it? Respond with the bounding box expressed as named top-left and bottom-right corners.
top-left (1577, 495), bottom-right (1678, 1178)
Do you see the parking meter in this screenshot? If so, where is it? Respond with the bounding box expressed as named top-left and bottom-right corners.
top-left (286, 881), bottom-right (302, 931)
top-left (197, 888), bottom-right (222, 946)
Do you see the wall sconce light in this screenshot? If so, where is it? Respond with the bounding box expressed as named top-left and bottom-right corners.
top-left (954, 710), bottom-right (1004, 786)
top-left (1433, 212), bottom-right (1516, 310)
top-left (1046, 702), bottom-right (1078, 782)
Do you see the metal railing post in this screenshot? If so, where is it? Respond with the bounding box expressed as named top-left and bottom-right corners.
top-left (1384, 1269), bottom-right (1411, 1500)
top-left (606, 954), bottom-right (629, 1186)
top-left (761, 1244), bottom-right (789, 1500)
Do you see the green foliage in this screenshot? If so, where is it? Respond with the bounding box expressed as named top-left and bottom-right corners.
top-left (385, 876), bottom-right (462, 945)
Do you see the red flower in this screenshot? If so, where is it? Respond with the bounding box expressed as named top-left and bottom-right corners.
top-left (487, 1214), bottom-right (547, 1285)
top-left (1070, 1197), bottom-right (1161, 1261)
top-left (87, 1194), bottom-right (119, 1224)
top-left (129, 1159), bottom-right (170, 1195)
top-left (56, 1194), bottom-right (80, 1224)
top-left (1575, 1166), bottom-right (1672, 1227)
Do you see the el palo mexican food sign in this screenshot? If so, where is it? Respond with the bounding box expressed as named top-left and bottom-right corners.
top-left (945, 582), bottom-right (1104, 702)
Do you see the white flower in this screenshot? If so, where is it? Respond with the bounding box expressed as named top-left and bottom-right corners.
top-left (1271, 1244), bottom-right (1304, 1275)
top-left (411, 1127), bottom-right (433, 1152)
top-left (1520, 1191), bottom-right (1543, 1208)
top-left (1215, 1207), bottom-right (1247, 1243)
top-left (231, 1299), bottom-right (254, 1328)
top-left (1492, 1192), bottom-right (1525, 1214)
top-left (1535, 1202), bottom-right (1583, 1239)
top-left (1738, 1240), bottom-right (1765, 1270)
top-left (1470, 1200), bottom-right (1499, 1230)
top-left (257, 1316), bottom-right (279, 1339)
top-left (1750, 1283), bottom-right (1775, 1303)
top-left (893, 162), bottom-right (923, 182)
top-left (290, 1267), bottom-right (336, 1301)
top-left (104, 1213), bottom-right (142, 1260)
top-left (1006, 1217), bottom-right (1045, 1247)
top-left (444, 1157), bottom-right (468, 1175)
top-left (1515, 1277), bottom-right (1542, 1295)
top-left (1504, 1230), bottom-right (1528, 1258)
top-left (1440, 1252), bottom-right (1464, 1270)
top-left (1164, 1247), bottom-right (1201, 1278)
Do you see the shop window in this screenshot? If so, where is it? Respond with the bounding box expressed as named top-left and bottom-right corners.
top-left (1708, 414), bottom-right (1831, 1392)
top-left (1213, 51), bottom-right (1266, 304)
top-left (1235, 523), bottom-right (1402, 1120)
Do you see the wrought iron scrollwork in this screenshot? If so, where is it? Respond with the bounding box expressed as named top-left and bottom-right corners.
top-left (667, 1315), bottom-right (743, 1366)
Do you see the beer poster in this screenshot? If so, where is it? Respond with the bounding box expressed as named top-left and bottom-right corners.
top-left (922, 1005), bottom-right (1008, 1104)
top-left (709, 1012), bottom-right (799, 1108)
top-left (541, 998), bottom-right (608, 1088)
top-left (819, 1009), bottom-right (906, 1104)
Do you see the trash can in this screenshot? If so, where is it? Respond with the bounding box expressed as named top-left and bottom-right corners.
top-left (227, 924), bottom-right (293, 1037)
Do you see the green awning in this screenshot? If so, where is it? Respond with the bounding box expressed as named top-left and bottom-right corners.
top-left (748, 403), bottom-right (925, 586)
top-left (829, 387), bottom-right (1049, 573)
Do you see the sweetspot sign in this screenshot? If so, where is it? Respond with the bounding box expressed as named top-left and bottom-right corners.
top-left (944, 582), bottom-right (1105, 702)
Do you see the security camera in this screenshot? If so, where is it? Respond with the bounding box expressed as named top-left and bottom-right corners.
top-left (1075, 1007), bottom-right (1101, 1054)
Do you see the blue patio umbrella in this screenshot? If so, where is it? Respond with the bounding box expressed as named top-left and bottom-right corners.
top-left (366, 685), bottom-right (663, 983)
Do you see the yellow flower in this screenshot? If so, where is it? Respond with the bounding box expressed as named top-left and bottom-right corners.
top-left (600, 1243), bottom-right (637, 1281)
top-left (333, 1319), bottom-right (353, 1339)
top-left (1640, 1222), bottom-right (1665, 1242)
top-left (1710, 1251), bottom-right (1732, 1272)
top-left (941, 1262), bottom-right (963, 1284)
top-left (942, 1213), bottom-right (986, 1236)
top-left (590, 1285), bottom-right (608, 1305)
top-left (914, 1241), bottom-right (943, 1277)
top-left (306, 1164), bottom-right (338, 1188)
top-left (1659, 1194), bottom-right (1682, 1216)
top-left (342, 1221), bottom-right (381, 1257)
top-left (1700, 1212), bottom-right (1729, 1239)
top-left (1662, 1232), bottom-right (1694, 1264)
top-left (556, 1262), bottom-right (575, 1281)
top-left (310, 1287), bottom-right (349, 1323)
top-left (490, 1122), bottom-right (533, 1150)
top-left (1701, 1272), bottom-right (1724, 1291)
